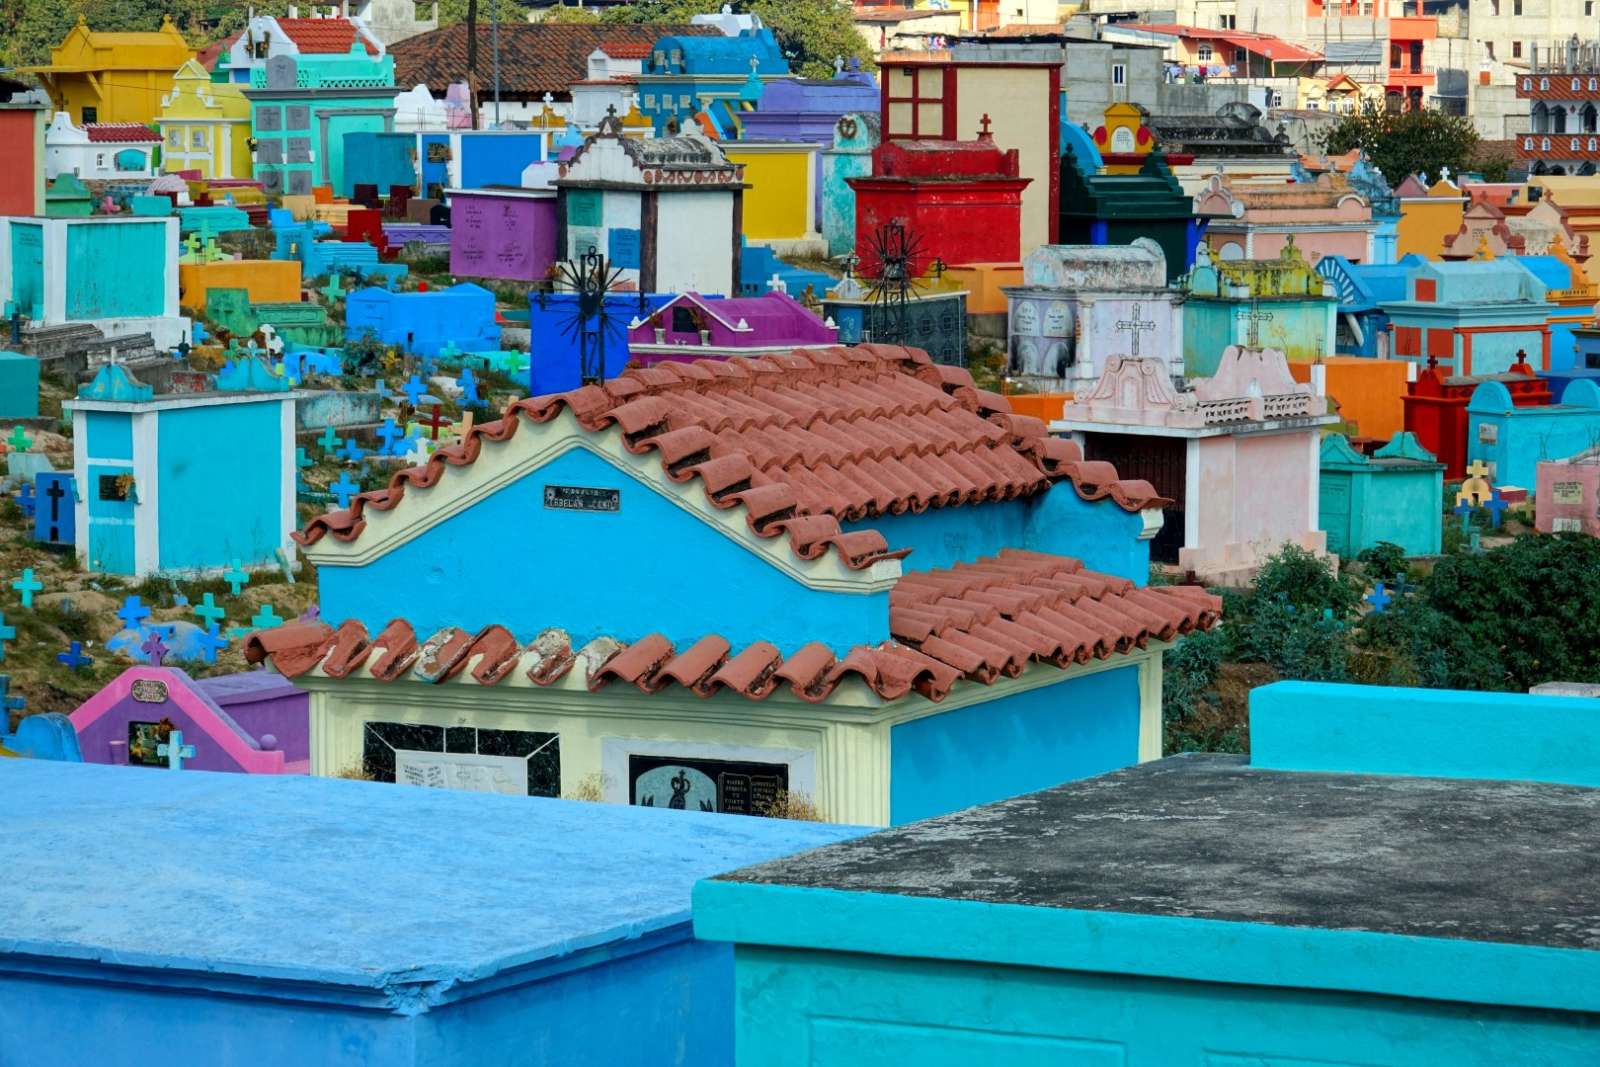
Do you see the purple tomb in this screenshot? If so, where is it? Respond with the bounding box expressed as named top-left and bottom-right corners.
top-left (625, 291), bottom-right (838, 364)
top-left (448, 187), bottom-right (559, 283)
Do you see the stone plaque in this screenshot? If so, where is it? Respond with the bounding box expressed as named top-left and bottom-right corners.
top-left (1554, 481), bottom-right (1585, 505)
top-left (257, 139), bottom-right (283, 164)
top-left (286, 137), bottom-right (312, 164)
top-left (286, 170), bottom-right (312, 195)
top-left (628, 754), bottom-right (789, 816)
top-left (395, 750), bottom-right (528, 796)
top-left (543, 484), bottom-right (619, 512)
top-left (257, 106), bottom-right (283, 133)
top-left (131, 679), bottom-right (169, 704)
top-left (260, 168), bottom-right (283, 193)
top-left (265, 55), bottom-right (297, 91)
top-left (1478, 423), bottom-right (1498, 444)
top-left (284, 104), bottom-right (311, 131)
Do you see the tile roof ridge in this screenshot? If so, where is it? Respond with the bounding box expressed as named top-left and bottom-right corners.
top-left (244, 572), bottom-right (1221, 706)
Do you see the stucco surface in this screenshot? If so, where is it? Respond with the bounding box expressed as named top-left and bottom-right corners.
top-left (717, 754), bottom-right (1600, 949)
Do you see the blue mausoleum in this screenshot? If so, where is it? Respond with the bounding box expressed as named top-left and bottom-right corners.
top-left (0, 759), bottom-right (863, 1067)
top-left (696, 680), bottom-right (1600, 1066)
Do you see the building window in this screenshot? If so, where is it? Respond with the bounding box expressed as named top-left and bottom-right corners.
top-left (167, 128), bottom-right (182, 147)
top-left (1589, 1), bottom-right (1596, 15)
top-left (81, 106), bottom-right (97, 124)
top-left (1513, 41), bottom-right (1523, 58)
top-left (643, 94), bottom-right (655, 108)
top-left (1112, 63), bottom-right (1126, 85)
top-left (191, 128), bottom-right (207, 148)
top-left (1513, 0), bottom-right (1521, 12)
top-left (1489, 0), bottom-right (1498, 12)
top-left (94, 153), bottom-right (105, 169)
top-left (652, 50), bottom-right (664, 69)
top-left (1488, 42), bottom-right (1496, 59)
top-left (679, 93), bottom-right (691, 110)
top-left (670, 48), bottom-right (682, 66)
top-left (1220, 14), bottom-right (1236, 27)
top-left (1198, 44), bottom-right (1214, 62)
top-left (885, 64), bottom-right (948, 138)
top-left (1271, 90), bottom-right (1284, 107)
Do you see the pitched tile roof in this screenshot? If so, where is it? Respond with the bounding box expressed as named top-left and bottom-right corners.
top-left (245, 551), bottom-right (1220, 704)
top-left (275, 17), bottom-right (379, 56)
top-left (392, 23), bottom-right (715, 96)
top-left (294, 344), bottom-right (1169, 575)
top-left (599, 40), bottom-right (653, 60)
top-left (84, 123), bottom-right (160, 143)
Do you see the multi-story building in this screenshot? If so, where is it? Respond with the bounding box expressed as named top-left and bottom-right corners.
top-left (1515, 39), bottom-right (1600, 174)
top-left (1433, 0), bottom-right (1594, 138)
top-left (1234, 0), bottom-right (1438, 111)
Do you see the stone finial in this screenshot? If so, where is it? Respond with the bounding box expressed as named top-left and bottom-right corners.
top-left (978, 113), bottom-right (993, 138)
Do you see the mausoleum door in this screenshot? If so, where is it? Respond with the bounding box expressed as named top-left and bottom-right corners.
top-left (1082, 432), bottom-right (1187, 565)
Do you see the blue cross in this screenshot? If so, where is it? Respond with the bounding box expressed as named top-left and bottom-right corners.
top-left (196, 622), bottom-right (228, 665)
top-left (156, 729), bottom-right (197, 770)
top-left (224, 560), bottom-right (250, 596)
top-left (337, 437), bottom-right (367, 463)
top-left (1453, 498), bottom-right (1475, 528)
top-left (191, 321), bottom-right (209, 344)
top-left (375, 417), bottom-right (405, 454)
top-left (295, 446), bottom-right (314, 473)
top-left (1484, 487), bottom-right (1509, 529)
top-left (193, 592), bottom-right (226, 629)
top-left (330, 470), bottom-right (360, 509)
top-left (1365, 582), bottom-right (1392, 614)
top-left (317, 425), bottom-right (342, 455)
top-left (402, 374), bottom-right (428, 407)
top-left (375, 378), bottom-right (391, 401)
top-left (460, 366), bottom-right (482, 408)
top-left (10, 568), bottom-right (41, 608)
top-left (117, 595), bottom-right (151, 631)
top-left (251, 604), bottom-right (284, 630)
top-left (56, 641), bottom-right (92, 669)
top-left (0, 611), bottom-right (14, 661)
top-left (15, 482), bottom-right (35, 518)
top-left (0, 674), bottom-right (25, 720)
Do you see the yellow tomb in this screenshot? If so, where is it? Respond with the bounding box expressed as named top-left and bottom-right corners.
top-left (21, 15), bottom-right (193, 127)
top-left (156, 60), bottom-right (252, 180)
top-left (722, 141), bottom-right (820, 251)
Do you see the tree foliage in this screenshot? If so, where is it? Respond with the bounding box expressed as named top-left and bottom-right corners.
top-left (1317, 105), bottom-right (1480, 185)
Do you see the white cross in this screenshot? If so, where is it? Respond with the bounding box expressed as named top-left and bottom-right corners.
top-left (156, 729), bottom-right (197, 770)
top-left (1115, 304), bottom-right (1156, 356)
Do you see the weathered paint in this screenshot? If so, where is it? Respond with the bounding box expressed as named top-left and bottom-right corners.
top-left (0, 105), bottom-right (47, 216)
top-left (1468, 377), bottom-right (1600, 487)
top-left (1251, 680), bottom-right (1600, 787)
top-left (156, 402), bottom-right (283, 572)
top-left (821, 112), bottom-right (878, 258)
top-left (177, 259), bottom-right (302, 312)
top-left (890, 664), bottom-right (1139, 824)
top-left (1318, 433), bottom-right (1443, 557)
top-left (0, 758), bottom-right (862, 1067)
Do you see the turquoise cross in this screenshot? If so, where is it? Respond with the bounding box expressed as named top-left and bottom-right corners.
top-left (223, 560), bottom-right (250, 596)
top-left (10, 568), bottom-right (41, 608)
top-left (317, 425), bottom-right (342, 455)
top-left (196, 623), bottom-right (227, 665)
top-left (192, 592), bottom-right (226, 629)
top-left (0, 611), bottom-right (14, 662)
top-left (5, 425), bottom-right (31, 452)
top-left (320, 273), bottom-right (344, 303)
top-left (250, 604), bottom-right (284, 630)
top-left (156, 729), bottom-right (196, 770)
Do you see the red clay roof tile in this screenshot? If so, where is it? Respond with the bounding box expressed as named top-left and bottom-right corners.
top-left (275, 17), bottom-right (380, 56)
top-left (294, 346), bottom-right (1167, 574)
top-left (84, 123), bottom-right (160, 143)
top-left (245, 550), bottom-right (1221, 707)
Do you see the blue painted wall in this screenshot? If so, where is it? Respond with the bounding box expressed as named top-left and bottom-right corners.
top-left (345, 284), bottom-right (500, 357)
top-left (84, 411), bottom-right (132, 460)
top-left (156, 402), bottom-right (284, 571)
top-left (1467, 378), bottom-right (1600, 487)
top-left (1250, 680), bottom-right (1600, 787)
top-left (318, 446), bottom-right (888, 653)
top-left (721, 937), bottom-right (1600, 1066)
top-left (890, 665), bottom-right (1140, 825)
top-left (7, 221), bottom-right (44, 319)
top-left (844, 484), bottom-right (1151, 586)
top-left (459, 132), bottom-right (547, 189)
top-left (65, 222), bottom-right (166, 319)
top-left (339, 132), bottom-right (418, 198)
top-left (527, 291), bottom-right (677, 394)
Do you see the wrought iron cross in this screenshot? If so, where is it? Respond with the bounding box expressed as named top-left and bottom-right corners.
top-left (1115, 304), bottom-right (1156, 357)
top-left (1238, 300), bottom-right (1273, 348)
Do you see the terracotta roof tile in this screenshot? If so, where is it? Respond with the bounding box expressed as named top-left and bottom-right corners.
top-left (294, 345), bottom-right (1168, 574)
top-left (275, 17), bottom-right (380, 56)
top-left (392, 23), bottom-right (714, 96)
top-left (84, 123), bottom-right (160, 143)
top-left (244, 551), bottom-right (1221, 707)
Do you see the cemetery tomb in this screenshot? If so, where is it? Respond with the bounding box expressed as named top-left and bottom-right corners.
top-left (0, 758), bottom-right (863, 1067)
top-left (1001, 239), bottom-right (1181, 392)
top-left (1382, 257), bottom-right (1555, 377)
top-left (1288, 356), bottom-right (1414, 442)
top-left (32, 471), bottom-right (76, 548)
top-left (1403, 354), bottom-right (1555, 481)
top-left (344, 283), bottom-right (500, 358)
top-left (178, 259), bottom-right (303, 312)
top-left (822, 281), bottom-right (968, 368)
top-left (0, 350), bottom-right (40, 419)
top-left (625, 292), bottom-right (837, 363)
top-left (0, 215), bottom-right (189, 350)
top-left (695, 681), bottom-right (1600, 1067)
top-left (1181, 240), bottom-right (1338, 375)
top-left (1193, 171), bottom-right (1378, 266)
top-left (1055, 348), bottom-right (1336, 583)
top-left (207, 287), bottom-right (340, 349)
top-left (527, 290), bottom-right (678, 394)
top-left (1319, 433), bottom-right (1445, 558)
top-left (249, 345), bottom-right (1220, 826)
top-left (71, 665), bottom-right (309, 774)
top-left (64, 361), bottom-right (299, 578)
top-left (1536, 449), bottom-right (1600, 535)
top-left (1467, 376), bottom-right (1600, 488)
top-left (820, 112), bottom-right (880, 258)
top-left (720, 141), bottom-right (822, 252)
top-left (554, 117), bottom-right (743, 296)
top-left (447, 186), bottom-right (558, 284)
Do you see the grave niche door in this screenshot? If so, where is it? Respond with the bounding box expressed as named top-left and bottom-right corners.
top-left (1081, 432), bottom-right (1187, 565)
